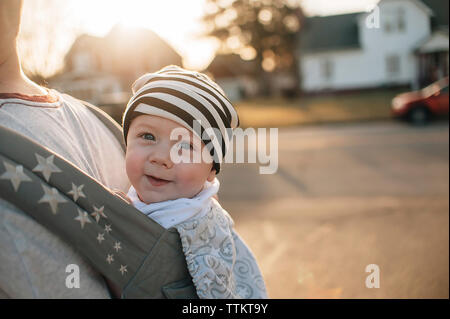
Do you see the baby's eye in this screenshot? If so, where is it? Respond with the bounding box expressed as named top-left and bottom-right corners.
top-left (140, 133), bottom-right (155, 141)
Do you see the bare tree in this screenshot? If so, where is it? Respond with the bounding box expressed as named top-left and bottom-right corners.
top-left (18, 0), bottom-right (82, 82)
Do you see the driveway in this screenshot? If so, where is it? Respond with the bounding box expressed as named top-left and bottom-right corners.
top-left (219, 120), bottom-right (449, 298)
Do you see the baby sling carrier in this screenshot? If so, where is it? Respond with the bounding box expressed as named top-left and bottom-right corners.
top-left (0, 101), bottom-right (198, 299)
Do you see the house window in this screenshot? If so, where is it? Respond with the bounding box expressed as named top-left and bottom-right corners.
top-left (384, 8), bottom-right (406, 33)
top-left (384, 20), bottom-right (393, 33)
top-left (386, 55), bottom-right (401, 76)
top-left (397, 8), bottom-right (406, 32)
top-left (321, 59), bottom-right (333, 80)
top-left (383, 11), bottom-right (394, 33)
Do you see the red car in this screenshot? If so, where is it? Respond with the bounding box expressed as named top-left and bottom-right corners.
top-left (391, 77), bottom-right (449, 124)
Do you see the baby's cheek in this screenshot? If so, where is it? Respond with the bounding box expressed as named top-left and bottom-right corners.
top-left (175, 166), bottom-right (207, 197)
top-left (125, 152), bottom-right (143, 185)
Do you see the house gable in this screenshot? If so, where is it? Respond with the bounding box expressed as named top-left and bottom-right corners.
top-left (406, 0), bottom-right (434, 16)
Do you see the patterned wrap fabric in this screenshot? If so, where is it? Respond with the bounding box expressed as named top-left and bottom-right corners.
top-left (175, 199), bottom-right (268, 298)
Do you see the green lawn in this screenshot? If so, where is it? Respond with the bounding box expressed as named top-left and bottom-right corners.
top-left (235, 89), bottom-right (406, 128)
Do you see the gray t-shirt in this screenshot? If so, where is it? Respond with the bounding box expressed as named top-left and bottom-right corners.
top-left (0, 90), bottom-right (129, 298)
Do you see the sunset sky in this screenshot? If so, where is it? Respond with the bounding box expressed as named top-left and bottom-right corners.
top-left (18, 0), bottom-right (379, 76)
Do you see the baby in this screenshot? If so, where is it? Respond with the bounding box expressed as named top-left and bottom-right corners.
top-left (120, 65), bottom-right (267, 298)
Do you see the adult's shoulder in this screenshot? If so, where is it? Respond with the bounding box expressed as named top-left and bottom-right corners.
top-left (0, 198), bottom-right (111, 298)
top-left (56, 91), bottom-right (98, 113)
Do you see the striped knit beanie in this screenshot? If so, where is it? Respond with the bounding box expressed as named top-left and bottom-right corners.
top-left (122, 65), bottom-right (239, 174)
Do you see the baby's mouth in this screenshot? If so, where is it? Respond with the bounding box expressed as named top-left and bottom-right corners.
top-left (145, 175), bottom-right (171, 187)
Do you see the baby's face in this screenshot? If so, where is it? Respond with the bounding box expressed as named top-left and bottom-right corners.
top-left (126, 114), bottom-right (216, 204)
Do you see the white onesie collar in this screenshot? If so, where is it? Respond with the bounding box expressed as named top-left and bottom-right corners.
top-left (128, 178), bottom-right (220, 229)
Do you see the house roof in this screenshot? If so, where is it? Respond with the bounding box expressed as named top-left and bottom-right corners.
top-left (416, 29), bottom-right (449, 53)
top-left (206, 54), bottom-right (258, 79)
top-left (299, 13), bottom-right (361, 53)
top-left (420, 0), bottom-right (449, 28)
top-left (63, 25), bottom-right (182, 83)
top-left (104, 25), bottom-right (181, 59)
top-left (299, 0), bottom-right (448, 53)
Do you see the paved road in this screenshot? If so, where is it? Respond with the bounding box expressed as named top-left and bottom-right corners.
top-left (219, 120), bottom-right (449, 298)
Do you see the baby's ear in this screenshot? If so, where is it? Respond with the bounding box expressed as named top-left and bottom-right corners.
top-left (207, 167), bottom-right (216, 182)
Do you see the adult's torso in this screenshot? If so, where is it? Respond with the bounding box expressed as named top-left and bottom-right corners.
top-left (0, 89), bottom-right (129, 190)
top-left (0, 89), bottom-right (128, 298)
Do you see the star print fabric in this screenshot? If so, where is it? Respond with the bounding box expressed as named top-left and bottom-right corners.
top-left (0, 151), bottom-right (135, 286)
top-left (0, 126), bottom-right (196, 298)
top-left (0, 96), bottom-right (198, 298)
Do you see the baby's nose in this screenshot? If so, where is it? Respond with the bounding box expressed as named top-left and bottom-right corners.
top-left (148, 144), bottom-right (174, 169)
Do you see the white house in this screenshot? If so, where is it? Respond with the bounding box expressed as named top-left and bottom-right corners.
top-left (299, 0), bottom-right (449, 92)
